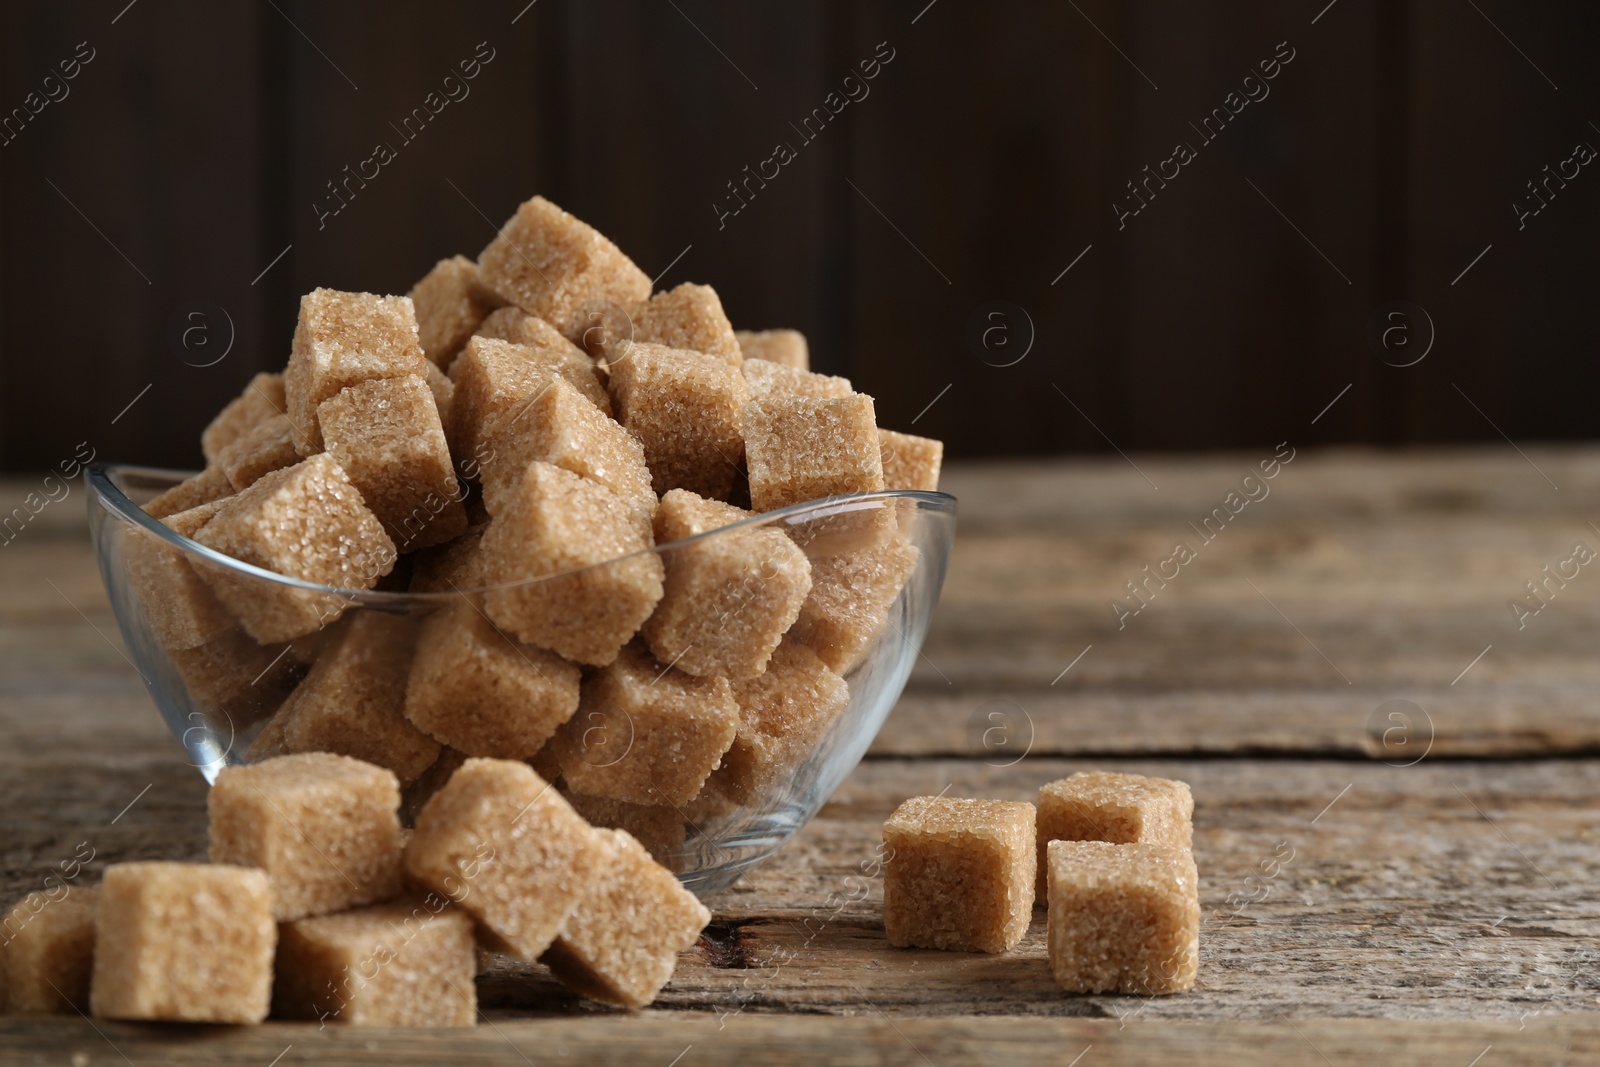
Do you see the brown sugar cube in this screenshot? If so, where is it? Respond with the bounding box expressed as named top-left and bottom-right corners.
top-left (275, 613), bottom-right (440, 785)
top-left (479, 463), bottom-right (663, 666)
top-left (409, 254), bottom-right (497, 368)
top-left (208, 752), bottom-right (404, 920)
top-left (475, 195), bottom-right (651, 342)
top-left (641, 489), bottom-right (811, 679)
top-left (882, 796), bottom-right (1036, 954)
top-left (90, 862), bottom-right (275, 1023)
top-left (1047, 840), bottom-right (1199, 995)
top-left (404, 758), bottom-right (609, 959)
top-left (448, 336), bottom-right (610, 459)
top-left (707, 640), bottom-right (848, 806)
top-left (879, 429), bottom-right (944, 492)
top-left (741, 358), bottom-right (852, 401)
top-left (192, 454), bottom-right (397, 642)
top-left (217, 412), bottom-right (306, 490)
top-left (168, 627), bottom-right (297, 726)
top-left (560, 789), bottom-right (686, 867)
top-left (735, 328), bottom-right (809, 369)
top-left (554, 643), bottom-right (738, 807)
top-left (789, 535), bottom-right (919, 675)
top-left (632, 282), bottom-right (741, 365)
top-left (607, 342), bottom-right (746, 499)
top-left (477, 377), bottom-right (654, 526)
top-left (476, 305), bottom-right (592, 363)
top-left (404, 600), bottom-right (581, 758)
top-left (1036, 772), bottom-right (1195, 901)
top-left (122, 505), bottom-right (235, 651)
top-left (285, 288), bottom-right (429, 454)
top-left (409, 524), bottom-right (487, 592)
top-left (273, 897), bottom-right (477, 1026)
top-left (744, 394), bottom-right (883, 512)
top-left (542, 829), bottom-right (710, 1008)
top-left (144, 465), bottom-right (233, 519)
top-left (423, 359), bottom-right (456, 442)
top-left (1, 886), bottom-right (98, 1014)
top-left (201, 372), bottom-right (288, 464)
top-left (318, 375), bottom-right (468, 551)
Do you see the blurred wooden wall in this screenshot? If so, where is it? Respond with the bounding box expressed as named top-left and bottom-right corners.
top-left (2, 0), bottom-right (1596, 472)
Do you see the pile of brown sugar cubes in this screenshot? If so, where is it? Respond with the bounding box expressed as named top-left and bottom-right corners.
top-left (1, 752), bottom-right (709, 1023)
top-left (881, 771), bottom-right (1200, 995)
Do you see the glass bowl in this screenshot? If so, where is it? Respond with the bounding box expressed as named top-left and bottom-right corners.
top-left (86, 463), bottom-right (955, 893)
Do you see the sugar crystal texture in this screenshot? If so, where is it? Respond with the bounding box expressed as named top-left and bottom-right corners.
top-left (479, 462), bottom-right (663, 666)
top-left (404, 758), bottom-right (608, 959)
top-left (409, 254), bottom-right (497, 367)
top-left (475, 305), bottom-right (592, 363)
top-left (90, 862), bottom-right (276, 1023)
top-left (318, 374), bottom-right (467, 551)
top-left (879, 429), bottom-right (944, 492)
top-left (201, 372), bottom-right (287, 464)
top-left (145, 465), bottom-right (233, 519)
top-left (1046, 840), bottom-right (1199, 994)
top-left (475, 196), bottom-right (650, 342)
top-left (192, 454), bottom-right (396, 641)
top-left (882, 796), bottom-right (1036, 954)
top-left (642, 489), bottom-right (811, 679)
top-left (273, 897), bottom-right (477, 1026)
top-left (741, 358), bottom-right (851, 401)
top-left (1, 885), bottom-right (98, 1014)
top-left (209, 752), bottom-right (404, 920)
top-left (788, 534), bottom-right (919, 674)
top-left (560, 788), bottom-right (686, 868)
top-left (285, 288), bottom-right (429, 454)
top-left (607, 342), bottom-right (746, 499)
top-left (735, 328), bottom-right (808, 369)
top-left (273, 612), bottom-right (440, 784)
top-left (404, 600), bottom-right (582, 758)
top-left (476, 376), bottom-right (653, 525)
top-left (448, 336), bottom-right (610, 462)
top-left (217, 413), bottom-right (305, 490)
top-left (743, 394), bottom-right (883, 512)
top-left (1036, 772), bottom-right (1195, 900)
top-left (122, 502), bottom-right (235, 651)
top-left (554, 643), bottom-right (738, 807)
top-left (631, 283), bottom-right (741, 365)
top-left (541, 829), bottom-right (710, 1008)
top-left (705, 640), bottom-right (848, 806)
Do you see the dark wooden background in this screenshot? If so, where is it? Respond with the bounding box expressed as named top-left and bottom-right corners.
top-left (1, 0), bottom-right (1596, 471)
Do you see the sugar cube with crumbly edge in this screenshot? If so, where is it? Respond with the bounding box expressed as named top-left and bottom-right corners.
top-left (90, 862), bottom-right (276, 1023)
top-left (744, 394), bottom-right (883, 512)
top-left (404, 600), bottom-right (581, 759)
top-left (608, 341), bottom-right (746, 499)
top-left (318, 375), bottom-right (467, 551)
top-left (145, 465), bottom-right (233, 519)
top-left (475, 305), bottom-right (592, 363)
top-left (632, 282), bottom-right (741, 365)
top-left (1036, 772), bottom-right (1194, 901)
top-left (555, 643), bottom-right (738, 807)
top-left (741, 358), bottom-right (851, 401)
top-left (642, 489), bottom-right (811, 679)
top-left (542, 829), bottom-right (710, 1008)
top-left (476, 195), bottom-right (651, 343)
top-left (273, 897), bottom-right (477, 1026)
top-left (208, 752), bottom-right (404, 921)
top-left (404, 758), bottom-right (609, 959)
top-left (1047, 840), bottom-right (1199, 995)
top-left (202, 372), bottom-right (287, 464)
top-left (123, 502), bottom-right (235, 651)
top-left (882, 796), bottom-right (1036, 954)
top-left (409, 255), bottom-right (498, 368)
top-left (704, 640), bottom-right (848, 806)
top-left (284, 288), bottom-right (430, 454)
top-left (193, 454), bottom-right (397, 642)
top-left (560, 788), bottom-right (686, 868)
top-left (789, 534), bottom-right (919, 675)
top-left (270, 613), bottom-right (440, 785)
top-left (735, 328), bottom-right (808, 369)
top-left (479, 462), bottom-right (663, 666)
top-left (1, 885), bottom-right (98, 1014)
top-left (448, 336), bottom-right (610, 462)
top-left (477, 376), bottom-right (653, 526)
top-left (879, 428), bottom-right (944, 492)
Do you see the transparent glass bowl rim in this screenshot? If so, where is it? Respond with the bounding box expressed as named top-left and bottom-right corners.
top-left (89, 462), bottom-right (958, 604)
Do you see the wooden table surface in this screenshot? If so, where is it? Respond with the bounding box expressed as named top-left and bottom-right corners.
top-left (4, 448), bottom-right (1600, 1065)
